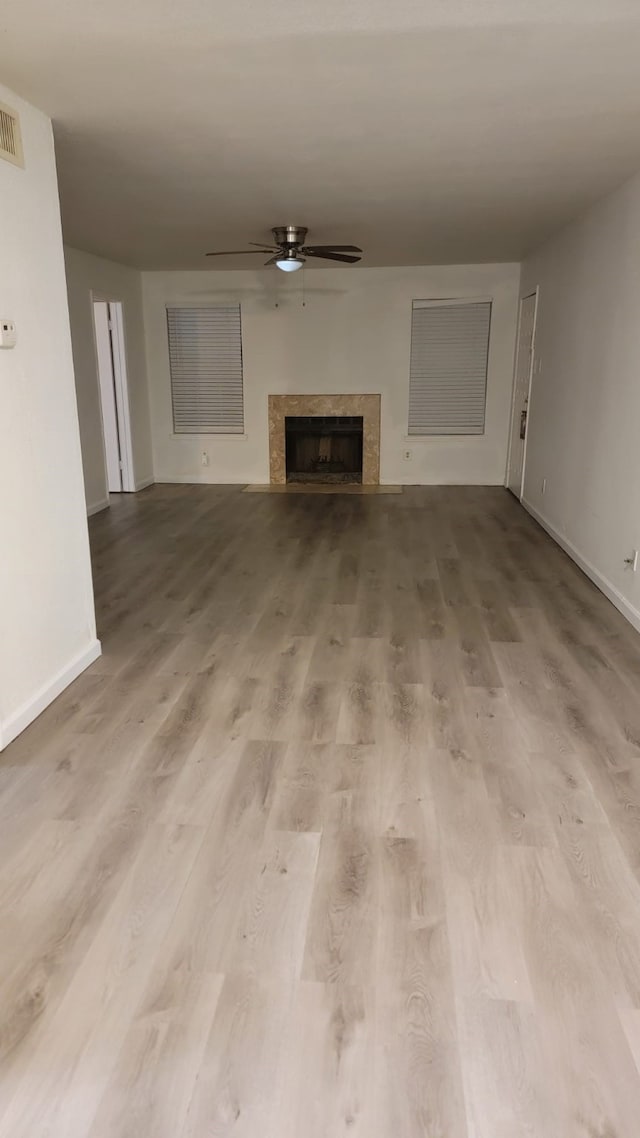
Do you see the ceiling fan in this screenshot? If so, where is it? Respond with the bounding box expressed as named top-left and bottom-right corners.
top-left (206, 225), bottom-right (362, 272)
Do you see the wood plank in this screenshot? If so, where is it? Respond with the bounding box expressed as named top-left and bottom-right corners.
top-left (0, 485), bottom-right (639, 1136)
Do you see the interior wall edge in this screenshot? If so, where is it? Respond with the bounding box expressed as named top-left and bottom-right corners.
top-left (522, 498), bottom-right (640, 635)
top-left (87, 497), bottom-right (110, 516)
top-left (0, 638), bottom-right (102, 752)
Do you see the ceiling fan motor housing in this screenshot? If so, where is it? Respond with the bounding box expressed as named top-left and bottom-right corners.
top-left (272, 225), bottom-right (307, 249)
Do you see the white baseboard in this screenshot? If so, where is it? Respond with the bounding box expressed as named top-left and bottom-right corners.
top-left (87, 479), bottom-right (154, 510)
top-left (154, 475), bottom-right (250, 485)
top-left (156, 475), bottom-right (506, 488)
top-left (87, 497), bottom-right (110, 516)
top-left (0, 639), bottom-right (102, 752)
top-left (522, 499), bottom-right (640, 635)
top-left (134, 475), bottom-right (155, 491)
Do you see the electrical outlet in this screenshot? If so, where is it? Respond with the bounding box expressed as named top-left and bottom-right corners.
top-left (201, 451), bottom-right (210, 467)
top-left (541, 478), bottom-right (546, 495)
top-left (404, 449), bottom-right (412, 461)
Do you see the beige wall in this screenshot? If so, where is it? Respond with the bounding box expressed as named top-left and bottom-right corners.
top-left (142, 262), bottom-right (520, 486)
top-left (522, 167), bottom-right (640, 632)
top-left (64, 246), bottom-right (153, 512)
top-left (0, 85), bottom-right (99, 749)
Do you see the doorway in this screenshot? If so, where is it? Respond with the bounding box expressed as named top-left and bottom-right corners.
top-left (92, 300), bottom-right (135, 493)
top-left (506, 290), bottom-right (538, 499)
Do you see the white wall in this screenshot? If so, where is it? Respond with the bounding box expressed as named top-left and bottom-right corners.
top-left (521, 169), bottom-right (640, 632)
top-left (142, 263), bottom-right (520, 485)
top-left (0, 84), bottom-right (99, 750)
top-left (64, 246), bottom-right (154, 513)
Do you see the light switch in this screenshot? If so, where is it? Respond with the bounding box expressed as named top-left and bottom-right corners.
top-left (0, 319), bottom-right (17, 349)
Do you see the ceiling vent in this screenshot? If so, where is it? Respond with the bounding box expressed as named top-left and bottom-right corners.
top-left (0, 101), bottom-right (24, 168)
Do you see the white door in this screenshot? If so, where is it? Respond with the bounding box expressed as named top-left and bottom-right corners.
top-left (92, 300), bottom-right (135, 494)
top-left (93, 301), bottom-right (122, 492)
top-left (507, 291), bottom-right (538, 498)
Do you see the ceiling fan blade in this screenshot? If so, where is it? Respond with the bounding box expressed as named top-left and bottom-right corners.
top-left (304, 250), bottom-right (362, 264)
top-left (205, 249), bottom-right (267, 257)
top-left (303, 244), bottom-right (362, 254)
top-left (264, 255), bottom-right (281, 266)
top-left (249, 242), bottom-right (279, 250)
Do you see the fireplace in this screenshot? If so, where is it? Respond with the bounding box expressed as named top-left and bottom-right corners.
top-left (285, 415), bottom-right (363, 483)
top-left (268, 395), bottom-right (381, 484)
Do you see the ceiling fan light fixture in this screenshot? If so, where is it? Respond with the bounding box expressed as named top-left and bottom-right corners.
top-left (275, 252), bottom-right (304, 272)
top-left (206, 227), bottom-right (362, 267)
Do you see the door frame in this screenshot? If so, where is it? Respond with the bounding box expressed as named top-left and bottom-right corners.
top-left (93, 300), bottom-right (122, 493)
top-left (91, 294), bottom-right (136, 493)
top-left (505, 287), bottom-right (539, 501)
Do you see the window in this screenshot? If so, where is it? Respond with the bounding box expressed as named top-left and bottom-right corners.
top-left (167, 305), bottom-right (244, 434)
top-left (408, 299), bottom-right (492, 435)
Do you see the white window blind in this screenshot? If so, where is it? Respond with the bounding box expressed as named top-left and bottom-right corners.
top-left (408, 299), bottom-right (492, 435)
top-left (167, 306), bottom-right (244, 434)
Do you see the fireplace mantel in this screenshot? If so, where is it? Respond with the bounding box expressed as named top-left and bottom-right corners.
top-left (268, 394), bottom-right (381, 484)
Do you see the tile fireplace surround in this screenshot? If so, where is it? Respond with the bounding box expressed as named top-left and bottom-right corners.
top-left (268, 394), bottom-right (381, 484)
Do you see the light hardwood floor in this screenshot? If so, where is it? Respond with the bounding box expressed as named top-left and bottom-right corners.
top-left (2, 484), bottom-right (640, 1136)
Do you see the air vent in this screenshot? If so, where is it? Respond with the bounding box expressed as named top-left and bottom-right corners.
top-left (0, 101), bottom-right (24, 168)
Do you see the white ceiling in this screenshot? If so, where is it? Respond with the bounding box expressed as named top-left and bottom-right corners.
top-left (2, 0), bottom-right (640, 269)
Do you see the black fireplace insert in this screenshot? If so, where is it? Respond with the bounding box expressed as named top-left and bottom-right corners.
top-left (285, 415), bottom-right (364, 484)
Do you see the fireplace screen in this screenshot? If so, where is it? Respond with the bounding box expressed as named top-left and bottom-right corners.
top-left (285, 415), bottom-right (364, 484)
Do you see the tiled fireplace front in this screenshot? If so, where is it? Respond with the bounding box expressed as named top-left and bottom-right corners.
top-left (268, 394), bottom-right (381, 485)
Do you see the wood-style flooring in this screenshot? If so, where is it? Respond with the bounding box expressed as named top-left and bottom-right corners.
top-left (2, 484), bottom-right (640, 1137)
